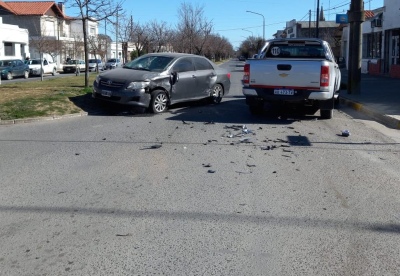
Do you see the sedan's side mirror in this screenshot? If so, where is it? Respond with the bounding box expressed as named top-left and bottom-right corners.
top-left (170, 71), bottom-right (179, 85)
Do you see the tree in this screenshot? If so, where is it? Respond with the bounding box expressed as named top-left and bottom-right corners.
top-left (176, 2), bottom-right (213, 54)
top-left (29, 21), bottom-right (62, 81)
top-left (148, 20), bottom-right (174, 53)
top-left (88, 34), bottom-right (111, 71)
top-left (131, 23), bottom-right (150, 57)
top-left (65, 0), bottom-right (124, 87)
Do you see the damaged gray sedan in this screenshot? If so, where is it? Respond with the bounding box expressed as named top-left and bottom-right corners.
top-left (92, 53), bottom-right (231, 113)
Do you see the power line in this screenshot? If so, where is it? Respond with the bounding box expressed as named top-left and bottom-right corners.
top-left (216, 21), bottom-right (286, 32)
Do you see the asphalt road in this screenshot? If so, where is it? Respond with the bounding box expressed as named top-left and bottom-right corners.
top-left (1, 60), bottom-right (400, 275)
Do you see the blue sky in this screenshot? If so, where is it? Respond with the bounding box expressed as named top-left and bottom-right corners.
top-left (15, 0), bottom-right (385, 49)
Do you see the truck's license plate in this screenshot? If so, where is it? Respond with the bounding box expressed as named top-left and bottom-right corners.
top-left (101, 90), bottom-right (112, 97)
top-left (274, 89), bottom-right (295, 95)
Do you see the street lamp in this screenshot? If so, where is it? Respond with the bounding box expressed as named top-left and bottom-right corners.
top-left (242, 28), bottom-right (253, 37)
top-left (246, 10), bottom-right (265, 42)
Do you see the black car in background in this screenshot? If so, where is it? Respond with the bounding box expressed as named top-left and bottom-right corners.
top-left (93, 53), bottom-right (231, 113)
top-left (0, 59), bottom-right (29, 80)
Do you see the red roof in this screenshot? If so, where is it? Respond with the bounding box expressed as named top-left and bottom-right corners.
top-left (365, 10), bottom-right (375, 20)
top-left (0, 1), bottom-right (67, 18)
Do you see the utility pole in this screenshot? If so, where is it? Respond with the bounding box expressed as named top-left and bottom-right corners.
top-left (309, 10), bottom-right (312, 38)
top-left (347, 0), bottom-right (365, 94)
top-left (316, 0), bottom-right (320, 38)
top-left (116, 10), bottom-right (118, 60)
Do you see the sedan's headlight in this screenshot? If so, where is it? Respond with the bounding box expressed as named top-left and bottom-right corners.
top-left (127, 81), bottom-right (150, 90)
top-left (95, 75), bottom-right (101, 84)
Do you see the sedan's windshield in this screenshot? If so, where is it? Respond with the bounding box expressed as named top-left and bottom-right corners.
top-left (124, 56), bottom-right (174, 72)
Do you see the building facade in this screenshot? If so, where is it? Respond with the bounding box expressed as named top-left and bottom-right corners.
top-left (0, 1), bottom-right (99, 69)
top-left (342, 0), bottom-right (400, 77)
top-left (0, 16), bottom-right (29, 59)
top-left (274, 17), bottom-right (341, 58)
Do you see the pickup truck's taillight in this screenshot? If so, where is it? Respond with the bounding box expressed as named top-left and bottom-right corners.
top-left (243, 64), bottom-right (250, 84)
top-left (320, 65), bottom-right (329, 87)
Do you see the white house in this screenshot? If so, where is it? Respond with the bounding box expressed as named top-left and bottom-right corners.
top-left (0, 16), bottom-right (29, 60)
top-left (0, 1), bottom-right (100, 69)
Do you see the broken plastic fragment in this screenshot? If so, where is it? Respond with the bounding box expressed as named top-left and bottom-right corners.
top-left (341, 130), bottom-right (350, 137)
top-left (239, 137), bottom-right (252, 143)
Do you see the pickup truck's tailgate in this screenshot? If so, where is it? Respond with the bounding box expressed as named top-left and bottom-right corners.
top-left (249, 59), bottom-right (321, 89)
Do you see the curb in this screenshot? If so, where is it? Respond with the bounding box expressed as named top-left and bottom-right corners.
top-left (339, 97), bottom-right (400, 130)
top-left (0, 112), bottom-right (88, 126)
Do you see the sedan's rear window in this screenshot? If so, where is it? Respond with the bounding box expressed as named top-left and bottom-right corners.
top-left (193, 57), bottom-right (213, 70)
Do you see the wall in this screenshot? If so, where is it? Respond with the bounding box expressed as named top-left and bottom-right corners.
top-left (0, 17), bottom-right (29, 59)
top-left (383, 0), bottom-right (400, 31)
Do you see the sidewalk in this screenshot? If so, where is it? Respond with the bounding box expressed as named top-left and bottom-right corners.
top-left (339, 69), bottom-right (400, 130)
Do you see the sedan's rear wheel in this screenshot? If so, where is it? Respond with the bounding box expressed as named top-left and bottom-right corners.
top-left (210, 84), bottom-right (223, 104)
top-left (24, 71), bottom-right (29, 79)
top-left (150, 90), bottom-right (168, 113)
top-left (6, 72), bottom-right (13, 80)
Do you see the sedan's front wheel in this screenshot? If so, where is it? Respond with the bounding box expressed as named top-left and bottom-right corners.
top-left (210, 84), bottom-right (223, 104)
top-left (150, 90), bottom-right (168, 113)
top-left (6, 72), bottom-right (13, 80)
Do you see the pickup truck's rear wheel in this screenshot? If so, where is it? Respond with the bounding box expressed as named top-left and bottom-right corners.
top-left (249, 103), bottom-right (264, 115)
top-left (320, 109), bottom-right (333, 119)
top-left (319, 97), bottom-right (334, 119)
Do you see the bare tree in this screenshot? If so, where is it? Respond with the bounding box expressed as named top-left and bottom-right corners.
top-left (204, 34), bottom-right (233, 61)
top-left (148, 20), bottom-right (174, 53)
top-left (29, 21), bottom-right (61, 81)
top-left (96, 34), bottom-right (112, 62)
top-left (131, 23), bottom-right (150, 57)
top-left (65, 0), bottom-right (124, 87)
top-left (41, 40), bottom-right (63, 63)
top-left (176, 2), bottom-right (213, 54)
top-left (116, 15), bottom-right (135, 63)
top-left (88, 34), bottom-right (111, 68)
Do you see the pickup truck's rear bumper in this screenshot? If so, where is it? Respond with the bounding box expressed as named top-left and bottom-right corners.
top-left (243, 87), bottom-right (332, 102)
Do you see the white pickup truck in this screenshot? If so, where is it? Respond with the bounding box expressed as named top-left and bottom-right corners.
top-left (242, 38), bottom-right (341, 119)
top-left (25, 59), bottom-right (57, 76)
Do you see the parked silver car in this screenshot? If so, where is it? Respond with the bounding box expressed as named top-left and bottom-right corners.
top-left (104, 58), bottom-right (121, 70)
top-left (88, 58), bottom-right (104, 72)
top-left (93, 53), bottom-right (231, 113)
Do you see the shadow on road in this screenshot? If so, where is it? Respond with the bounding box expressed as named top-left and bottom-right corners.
top-left (69, 93), bottom-right (321, 125)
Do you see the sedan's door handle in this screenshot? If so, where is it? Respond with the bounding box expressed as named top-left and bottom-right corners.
top-left (192, 75), bottom-right (196, 78)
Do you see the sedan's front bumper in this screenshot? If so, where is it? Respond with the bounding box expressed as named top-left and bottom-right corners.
top-left (92, 84), bottom-right (151, 108)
